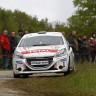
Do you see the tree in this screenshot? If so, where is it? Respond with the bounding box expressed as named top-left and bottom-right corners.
top-left (0, 8), bottom-right (54, 34)
top-left (68, 0), bottom-right (96, 36)
top-left (0, 8), bottom-right (18, 33)
top-left (55, 23), bottom-right (69, 36)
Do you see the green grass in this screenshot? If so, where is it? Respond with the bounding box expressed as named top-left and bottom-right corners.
top-left (7, 63), bottom-right (96, 96)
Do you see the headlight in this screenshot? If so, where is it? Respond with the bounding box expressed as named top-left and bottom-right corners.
top-left (55, 48), bottom-right (67, 57)
top-left (13, 51), bottom-right (23, 59)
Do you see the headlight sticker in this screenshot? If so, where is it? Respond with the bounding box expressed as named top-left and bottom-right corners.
top-left (60, 58), bottom-right (67, 62)
top-left (16, 61), bottom-right (23, 64)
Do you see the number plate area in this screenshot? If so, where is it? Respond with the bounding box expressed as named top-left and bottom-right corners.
top-left (31, 61), bottom-right (49, 65)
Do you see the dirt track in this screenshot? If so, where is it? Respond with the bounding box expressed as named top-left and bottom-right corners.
top-left (0, 70), bottom-right (63, 96)
top-left (0, 70), bottom-right (13, 79)
top-left (0, 70), bottom-right (25, 96)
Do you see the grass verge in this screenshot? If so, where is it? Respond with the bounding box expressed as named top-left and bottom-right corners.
top-left (7, 63), bottom-right (96, 96)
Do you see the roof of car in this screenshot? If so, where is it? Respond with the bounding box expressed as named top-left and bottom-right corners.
top-left (23, 32), bottom-right (63, 39)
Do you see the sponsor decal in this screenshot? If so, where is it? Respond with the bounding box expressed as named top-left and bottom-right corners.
top-left (21, 49), bottom-right (58, 54)
top-left (16, 61), bottom-right (23, 64)
top-left (21, 51), bottom-right (30, 54)
top-left (60, 58), bottom-right (67, 62)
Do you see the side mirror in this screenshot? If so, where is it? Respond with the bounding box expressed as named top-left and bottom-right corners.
top-left (69, 44), bottom-right (72, 50)
top-left (69, 44), bottom-right (77, 52)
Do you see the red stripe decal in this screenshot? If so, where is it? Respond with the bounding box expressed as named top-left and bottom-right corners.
top-left (21, 49), bottom-right (58, 54)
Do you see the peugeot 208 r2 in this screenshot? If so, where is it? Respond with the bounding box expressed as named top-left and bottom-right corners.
top-left (13, 32), bottom-right (75, 78)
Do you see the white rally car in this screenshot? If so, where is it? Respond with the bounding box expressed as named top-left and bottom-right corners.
top-left (13, 32), bottom-right (75, 78)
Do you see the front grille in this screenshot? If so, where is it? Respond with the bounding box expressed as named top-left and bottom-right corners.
top-left (26, 56), bottom-right (53, 69)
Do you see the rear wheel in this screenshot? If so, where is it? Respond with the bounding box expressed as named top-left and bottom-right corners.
top-left (14, 74), bottom-right (21, 78)
top-left (72, 64), bottom-right (75, 71)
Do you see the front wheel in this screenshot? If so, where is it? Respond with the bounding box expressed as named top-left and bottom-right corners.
top-left (22, 74), bottom-right (29, 78)
top-left (14, 74), bottom-right (21, 78)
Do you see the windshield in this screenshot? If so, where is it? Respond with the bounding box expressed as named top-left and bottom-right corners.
top-left (19, 36), bottom-right (64, 47)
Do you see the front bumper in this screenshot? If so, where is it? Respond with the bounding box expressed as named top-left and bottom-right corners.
top-left (13, 56), bottom-right (69, 75)
top-left (15, 70), bottom-right (65, 75)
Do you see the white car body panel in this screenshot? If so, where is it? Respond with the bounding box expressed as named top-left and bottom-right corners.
top-left (13, 32), bottom-right (74, 75)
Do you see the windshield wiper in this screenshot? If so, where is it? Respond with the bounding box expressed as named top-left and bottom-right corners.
top-left (33, 44), bottom-right (50, 46)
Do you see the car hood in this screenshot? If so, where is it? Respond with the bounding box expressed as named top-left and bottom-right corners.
top-left (16, 45), bottom-right (65, 58)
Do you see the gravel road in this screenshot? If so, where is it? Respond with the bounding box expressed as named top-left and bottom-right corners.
top-left (0, 70), bottom-right (13, 79)
top-left (0, 70), bottom-right (63, 96)
top-left (0, 70), bottom-right (25, 96)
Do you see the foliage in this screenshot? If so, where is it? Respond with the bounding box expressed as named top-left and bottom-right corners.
top-left (55, 22), bottom-right (70, 36)
top-left (0, 8), bottom-right (53, 34)
top-left (0, 0), bottom-right (95, 37)
top-left (68, 0), bottom-right (96, 36)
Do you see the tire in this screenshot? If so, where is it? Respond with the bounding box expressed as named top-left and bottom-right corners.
top-left (71, 60), bottom-right (76, 72)
top-left (72, 64), bottom-right (75, 72)
top-left (14, 74), bottom-right (21, 78)
top-left (64, 59), bottom-right (70, 76)
top-left (22, 74), bottom-right (29, 78)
